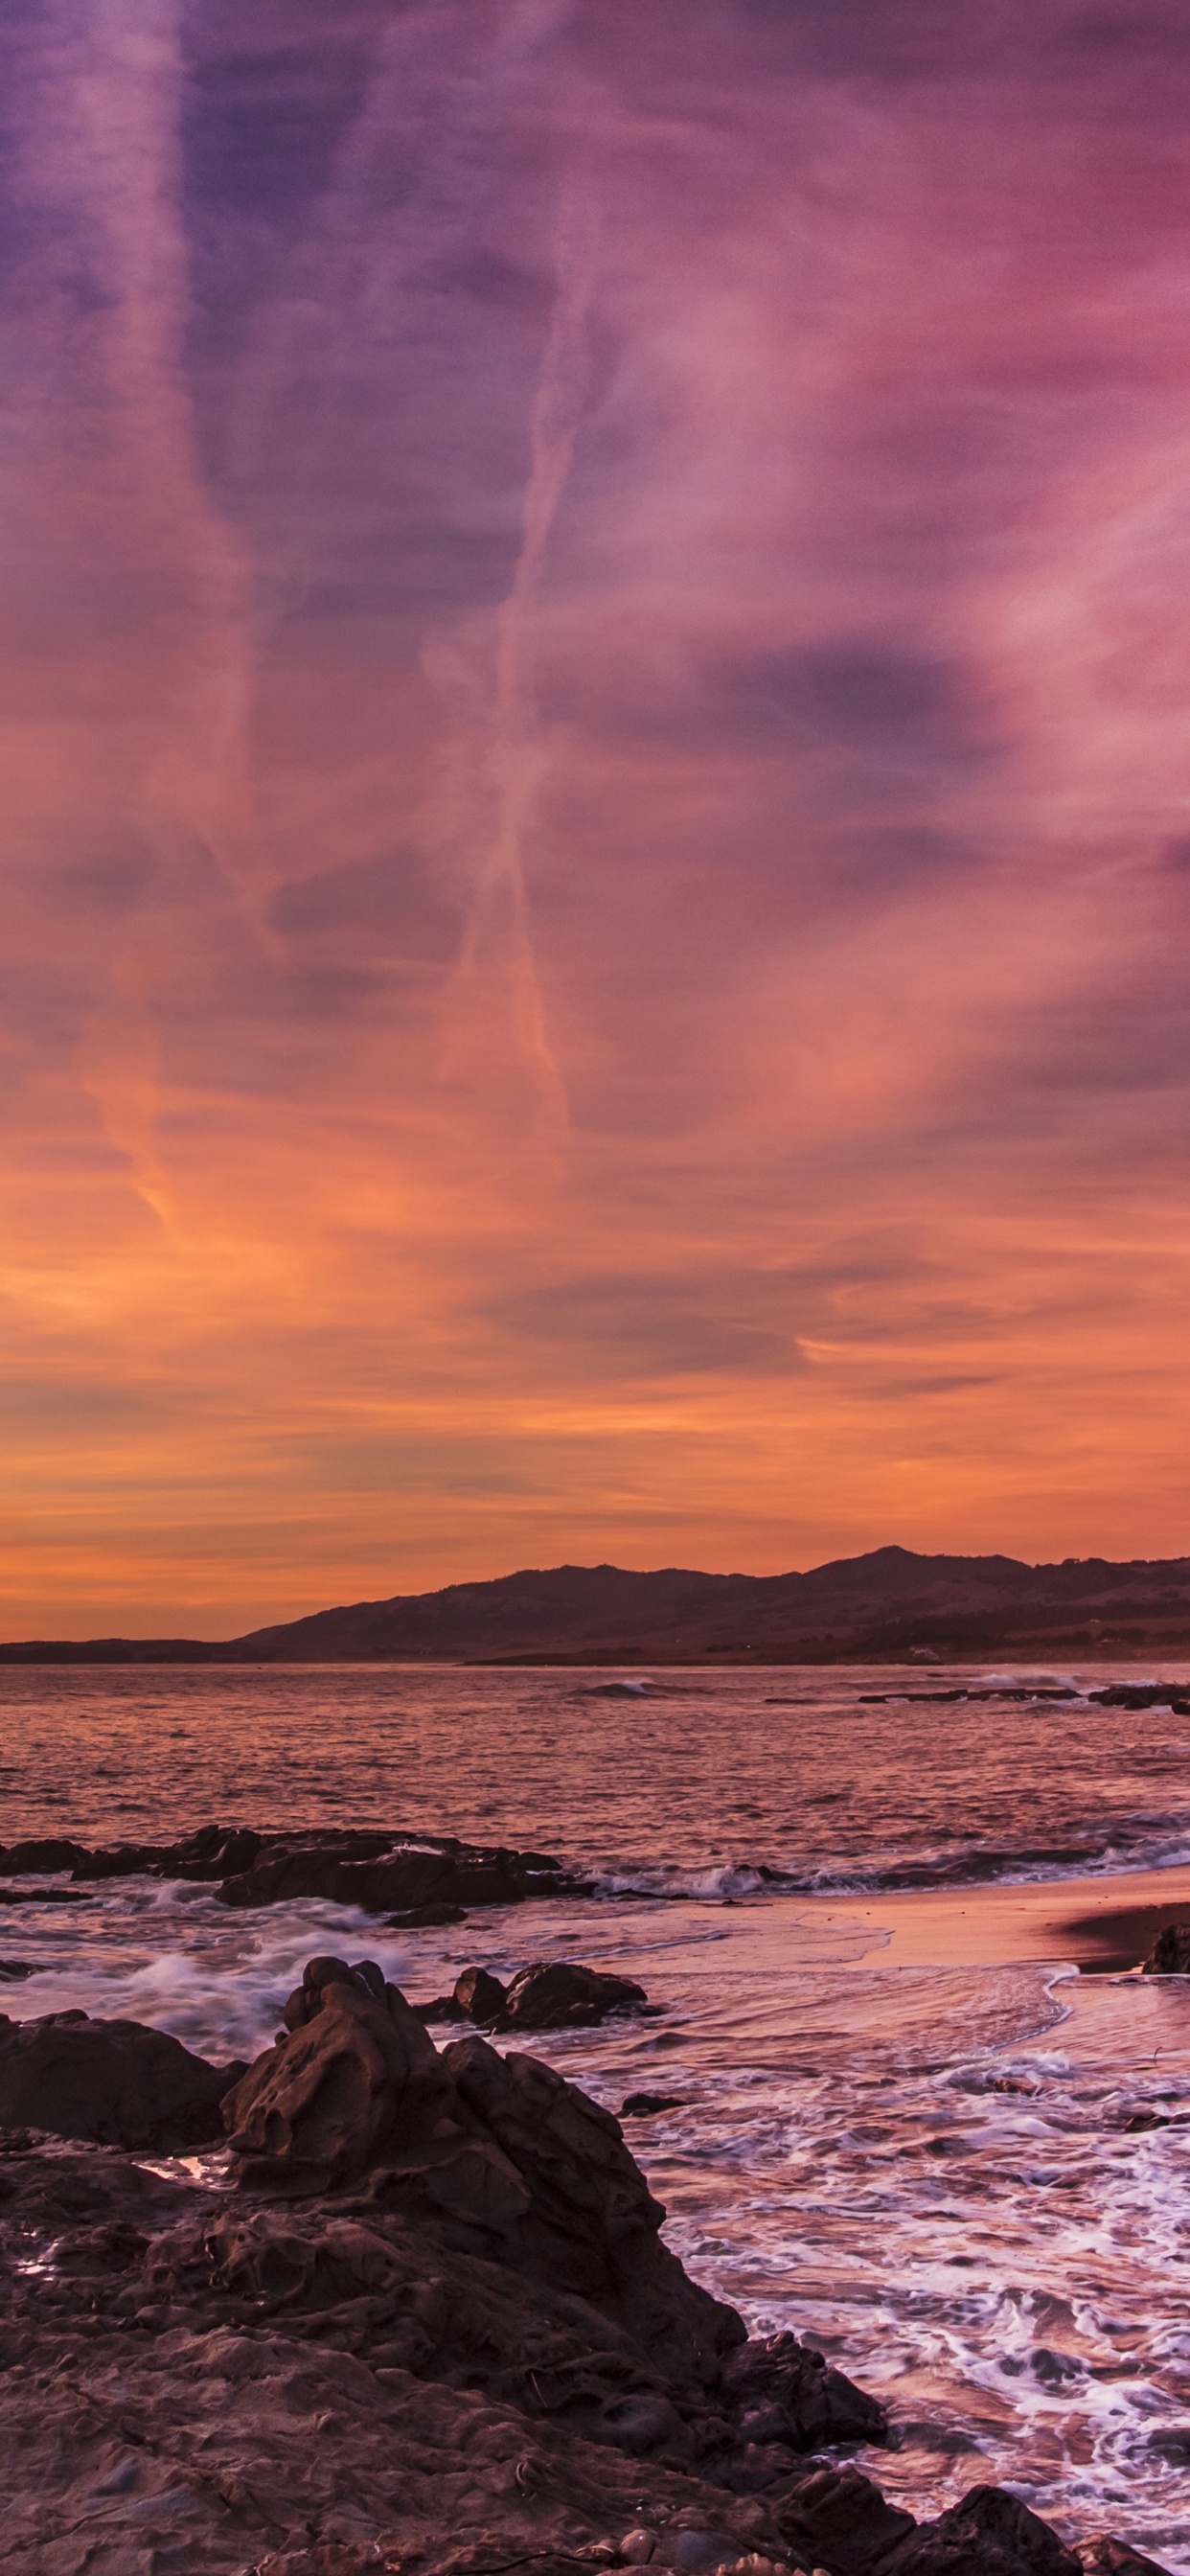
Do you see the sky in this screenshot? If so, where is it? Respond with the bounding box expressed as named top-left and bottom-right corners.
top-left (5, 0), bottom-right (1190, 1636)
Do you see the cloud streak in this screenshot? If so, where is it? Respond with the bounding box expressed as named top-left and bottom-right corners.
top-left (4, 0), bottom-right (1190, 1630)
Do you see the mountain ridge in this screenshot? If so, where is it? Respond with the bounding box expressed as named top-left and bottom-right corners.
top-left (6, 1542), bottom-right (1190, 1661)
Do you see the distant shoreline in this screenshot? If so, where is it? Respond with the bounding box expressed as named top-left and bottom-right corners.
top-left (5, 1644), bottom-right (1190, 1667)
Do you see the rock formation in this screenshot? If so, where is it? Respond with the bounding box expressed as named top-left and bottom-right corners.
top-left (0, 1958), bottom-right (1170, 2575)
top-left (0, 1824), bottom-right (581, 1915)
top-left (1141, 1920), bottom-right (1190, 1974)
top-left (0, 2007), bottom-right (243, 2149)
top-left (417, 1960), bottom-right (651, 2032)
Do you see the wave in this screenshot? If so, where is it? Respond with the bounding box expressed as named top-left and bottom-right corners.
top-left (586, 1818), bottom-right (1190, 1901)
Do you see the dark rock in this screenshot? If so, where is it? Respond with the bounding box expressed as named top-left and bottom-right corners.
top-left (417, 1961), bottom-right (649, 2035)
top-left (224, 1957), bottom-right (744, 2395)
top-left (71, 1841), bottom-right (171, 1880)
top-left (1078, 2540), bottom-right (1177, 2575)
top-left (0, 2009), bottom-right (243, 2148)
top-left (431, 2032), bottom-right (743, 2383)
top-left (217, 1831), bottom-right (572, 1913)
top-left (223, 1956), bottom-right (453, 2193)
top-left (0, 1839), bottom-right (89, 1873)
top-left (622, 2093), bottom-right (686, 2117)
top-left (384, 1901), bottom-right (469, 1928)
top-left (455, 1966), bottom-right (509, 2023)
top-left (1141, 1921), bottom-right (1190, 1974)
top-left (163, 1824), bottom-right (263, 1880)
top-left (0, 1962), bottom-right (44, 1981)
top-left (498, 1961), bottom-right (649, 2031)
top-left (890, 2484), bottom-right (1083, 2573)
top-left (721, 2329), bottom-right (887, 2452)
top-left (778, 2465), bottom-right (916, 2572)
top-left (0, 1886), bottom-right (94, 1906)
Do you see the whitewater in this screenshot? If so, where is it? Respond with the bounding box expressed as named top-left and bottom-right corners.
top-left (2, 1659), bottom-right (1190, 2565)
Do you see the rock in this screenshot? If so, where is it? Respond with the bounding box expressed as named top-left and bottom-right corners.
top-left (721, 2331), bottom-right (887, 2453)
top-left (622, 2533), bottom-right (659, 2564)
top-left (1141, 1921), bottom-right (1190, 1974)
top-left (0, 1838), bottom-right (89, 1873)
top-left (413, 1966), bottom-right (511, 2026)
top-left (455, 1966), bottom-right (509, 2022)
top-left (223, 1956), bottom-right (453, 2193)
top-left (778, 2469), bottom-right (916, 2574)
top-left (217, 1832), bottom-right (573, 1913)
top-left (0, 1886), bottom-right (94, 1906)
top-left (417, 1962), bottom-right (648, 2035)
top-left (0, 1962), bottom-right (44, 1981)
top-left (384, 1901), bottom-right (469, 1928)
top-left (890, 2485), bottom-right (1083, 2572)
top-left (498, 1962), bottom-right (649, 2031)
top-left (668, 2534), bottom-right (739, 2571)
top-left (224, 1957), bottom-right (744, 2394)
top-left (1078, 2541), bottom-right (1176, 2575)
top-left (0, 2009), bottom-right (243, 2148)
top-left (622, 2093), bottom-right (685, 2117)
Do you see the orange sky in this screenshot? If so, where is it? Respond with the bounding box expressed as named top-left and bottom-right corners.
top-left (5, 1), bottom-right (1190, 1635)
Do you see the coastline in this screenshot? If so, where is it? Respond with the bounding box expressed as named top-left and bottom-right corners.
top-left (782, 1865), bottom-right (1190, 1975)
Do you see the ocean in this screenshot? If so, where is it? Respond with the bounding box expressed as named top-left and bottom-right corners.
top-left (3, 1659), bottom-right (1190, 2564)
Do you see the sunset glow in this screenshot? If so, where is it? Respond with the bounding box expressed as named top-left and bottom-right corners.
top-left (6, 2), bottom-right (1190, 1633)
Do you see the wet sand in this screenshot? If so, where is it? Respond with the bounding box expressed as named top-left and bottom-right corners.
top-left (792, 1864), bottom-right (1190, 1972)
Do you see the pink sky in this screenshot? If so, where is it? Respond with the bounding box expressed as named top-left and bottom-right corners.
top-left (5, 0), bottom-right (1190, 1633)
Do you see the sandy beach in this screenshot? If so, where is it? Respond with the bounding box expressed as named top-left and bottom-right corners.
top-left (791, 1866), bottom-right (1190, 1974)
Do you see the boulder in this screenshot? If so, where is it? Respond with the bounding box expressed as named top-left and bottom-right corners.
top-left (0, 2008), bottom-right (242, 2148)
top-left (1142, 1921), bottom-right (1190, 1974)
top-left (222, 1956), bottom-right (454, 2194)
top-left (456, 1966), bottom-right (509, 2023)
top-left (217, 1832), bottom-right (573, 1913)
top-left (1078, 2541), bottom-right (1176, 2575)
top-left (778, 2466), bottom-right (917, 2573)
top-left (499, 1961), bottom-right (649, 2031)
top-left (889, 2484), bottom-right (1082, 2573)
top-left (223, 1958), bottom-right (744, 2391)
top-left (720, 2328), bottom-right (887, 2452)
top-left (417, 1962), bottom-right (648, 2032)
top-left (0, 1838), bottom-right (89, 1873)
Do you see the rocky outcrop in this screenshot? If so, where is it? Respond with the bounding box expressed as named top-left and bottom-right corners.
top-left (0, 2008), bottom-right (243, 2148)
top-left (220, 1957), bottom-right (741, 2393)
top-left (777, 2470), bottom-right (1082, 2574)
top-left (217, 1832), bottom-right (575, 1912)
top-left (0, 2130), bottom-right (1163, 2576)
top-left (418, 1960), bottom-right (651, 2033)
top-left (0, 1823), bottom-right (579, 1914)
top-left (0, 1974), bottom-right (1168, 2576)
top-left (1141, 1921), bottom-right (1190, 1973)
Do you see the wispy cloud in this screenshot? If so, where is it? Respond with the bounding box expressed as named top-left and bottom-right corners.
top-left (5, 0), bottom-right (1190, 1629)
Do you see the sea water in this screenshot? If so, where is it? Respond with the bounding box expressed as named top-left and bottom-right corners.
top-left (2, 1659), bottom-right (1190, 2564)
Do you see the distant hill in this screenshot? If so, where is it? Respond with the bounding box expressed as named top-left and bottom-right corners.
top-left (6, 1544), bottom-right (1190, 1662)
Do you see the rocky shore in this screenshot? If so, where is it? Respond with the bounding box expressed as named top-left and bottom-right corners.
top-left (0, 1951), bottom-right (1171, 2576)
top-left (0, 1828), bottom-right (584, 1920)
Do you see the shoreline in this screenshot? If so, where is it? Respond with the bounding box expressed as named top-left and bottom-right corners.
top-left (783, 1865), bottom-right (1190, 1974)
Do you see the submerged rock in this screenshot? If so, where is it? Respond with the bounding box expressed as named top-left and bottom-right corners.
top-left (0, 2009), bottom-right (243, 2148)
